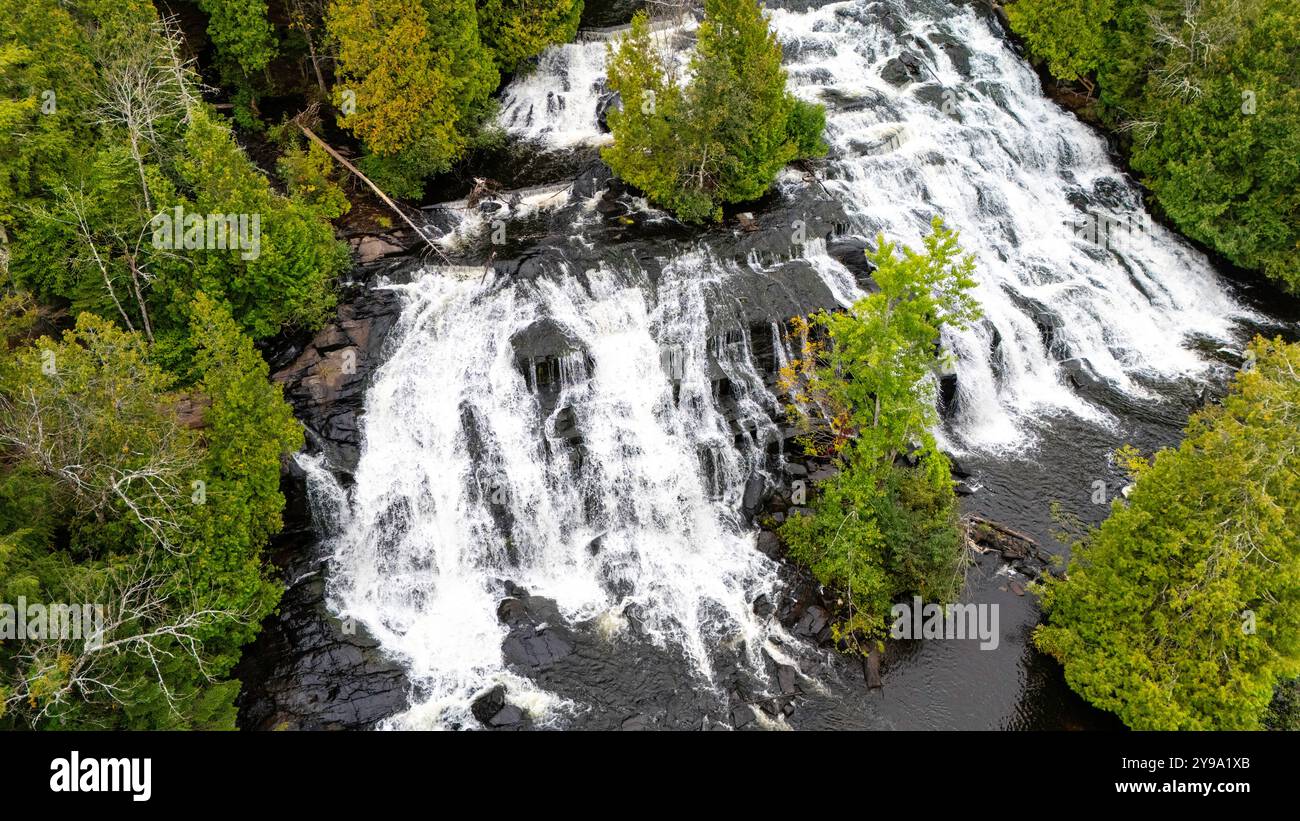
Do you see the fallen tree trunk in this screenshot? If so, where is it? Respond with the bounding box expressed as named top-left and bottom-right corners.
top-left (292, 114), bottom-right (452, 266)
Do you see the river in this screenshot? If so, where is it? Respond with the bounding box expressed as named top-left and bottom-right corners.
top-left (262, 0), bottom-right (1295, 730)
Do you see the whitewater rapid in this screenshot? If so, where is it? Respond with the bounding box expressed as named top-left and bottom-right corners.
top-left (305, 0), bottom-right (1261, 727)
top-left (306, 255), bottom-right (818, 728)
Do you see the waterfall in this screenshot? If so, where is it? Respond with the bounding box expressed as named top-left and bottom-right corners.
top-left (306, 0), bottom-right (1267, 727)
top-left (312, 256), bottom-right (817, 728)
top-left (491, 0), bottom-right (1258, 451)
top-left (497, 41), bottom-right (614, 147)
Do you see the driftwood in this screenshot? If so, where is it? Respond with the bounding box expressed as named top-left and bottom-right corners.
top-left (963, 514), bottom-right (1052, 565)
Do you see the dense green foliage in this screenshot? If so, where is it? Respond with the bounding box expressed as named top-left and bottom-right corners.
top-left (1035, 337), bottom-right (1300, 729)
top-left (198, 0), bottom-right (278, 77)
top-left (477, 0), bottom-right (583, 73)
top-left (326, 0), bottom-right (499, 198)
top-left (0, 0), bottom-right (346, 342)
top-left (0, 0), bottom-right (319, 728)
top-left (603, 1), bottom-right (827, 222)
top-left (1007, 0), bottom-right (1300, 290)
top-left (0, 300), bottom-right (300, 728)
top-left (778, 219), bottom-right (981, 649)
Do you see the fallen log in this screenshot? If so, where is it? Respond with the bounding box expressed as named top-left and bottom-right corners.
top-left (292, 109), bottom-right (452, 266)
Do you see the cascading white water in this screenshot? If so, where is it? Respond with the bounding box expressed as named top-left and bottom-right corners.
top-left (311, 256), bottom-right (806, 728)
top-left (491, 0), bottom-right (1258, 451)
top-left (497, 41), bottom-right (614, 147)
top-left (306, 0), bottom-right (1269, 727)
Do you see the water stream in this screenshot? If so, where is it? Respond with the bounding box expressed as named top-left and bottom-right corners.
top-left (299, 0), bottom-right (1284, 728)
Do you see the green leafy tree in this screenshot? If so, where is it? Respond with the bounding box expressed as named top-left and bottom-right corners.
top-left (603, 1), bottom-right (827, 223)
top-left (197, 0), bottom-right (278, 76)
top-left (690, 0), bottom-right (799, 203)
top-left (3, 0), bottom-right (345, 342)
top-left (0, 315), bottom-right (202, 727)
top-left (601, 14), bottom-right (707, 219)
top-left (0, 0), bottom-right (96, 230)
top-left (778, 218), bottom-right (981, 648)
top-left (0, 301), bottom-right (300, 728)
top-left (1006, 0), bottom-right (1300, 291)
top-left (1035, 337), bottom-right (1300, 730)
top-left (278, 139), bottom-right (352, 220)
top-left (169, 106), bottom-right (346, 339)
top-left (477, 0), bottom-right (583, 73)
top-left (327, 0), bottom-right (498, 197)
top-left (1006, 0), bottom-right (1113, 85)
top-left (164, 293), bottom-right (301, 676)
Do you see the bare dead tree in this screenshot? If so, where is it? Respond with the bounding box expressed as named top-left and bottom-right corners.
top-left (1, 552), bottom-right (248, 726)
top-left (89, 14), bottom-right (204, 213)
top-left (1146, 0), bottom-right (1238, 101)
top-left (0, 345), bottom-right (200, 553)
top-left (293, 108), bottom-right (453, 265)
top-left (288, 0), bottom-right (331, 99)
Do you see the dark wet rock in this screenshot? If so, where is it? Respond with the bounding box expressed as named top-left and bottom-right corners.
top-left (752, 594), bottom-right (774, 618)
top-left (620, 715), bottom-right (651, 731)
top-left (794, 604), bottom-right (830, 642)
top-left (913, 82), bottom-right (960, 121)
top-left (504, 580), bottom-right (530, 599)
top-left (595, 192), bottom-right (628, 217)
top-left (489, 705), bottom-right (526, 727)
top-left (595, 90), bottom-right (619, 133)
top-left (826, 237), bottom-right (880, 291)
top-left (472, 685), bottom-right (508, 725)
top-left (503, 627), bottom-right (575, 670)
top-left (939, 371), bottom-right (959, 415)
top-left (756, 530), bottom-right (782, 559)
top-left (500, 591), bottom-right (576, 671)
top-left (881, 56), bottom-right (912, 87)
top-left (570, 161), bottom-right (613, 200)
top-left (270, 284), bottom-right (404, 473)
top-left (731, 704), bottom-right (756, 728)
top-left (777, 664), bottom-right (800, 696)
top-left (742, 473), bottom-right (766, 515)
top-left (928, 30), bottom-right (973, 77)
top-left (819, 87), bottom-right (887, 113)
top-left (497, 597), bottom-right (530, 626)
top-left (781, 461), bottom-right (808, 479)
top-left (1061, 356), bottom-right (1104, 393)
top-left (837, 3), bottom-right (904, 35)
top-left (511, 316), bottom-right (584, 363)
top-left (945, 454), bottom-right (972, 479)
top-left (233, 499), bottom-right (410, 730)
top-left (881, 51), bottom-right (926, 87)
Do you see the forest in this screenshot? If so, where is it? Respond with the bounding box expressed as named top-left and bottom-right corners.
top-left (0, 0), bottom-right (1295, 735)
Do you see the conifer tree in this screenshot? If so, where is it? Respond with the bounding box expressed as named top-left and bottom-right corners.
top-left (328, 0), bottom-right (498, 197)
top-left (603, 0), bottom-right (826, 222)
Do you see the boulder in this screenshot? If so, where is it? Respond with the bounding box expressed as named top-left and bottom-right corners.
top-left (741, 473), bottom-right (766, 516)
top-left (353, 236), bottom-right (404, 263)
top-left (793, 604), bottom-right (830, 641)
top-left (471, 685), bottom-right (508, 725)
top-left (755, 530), bottom-right (782, 560)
